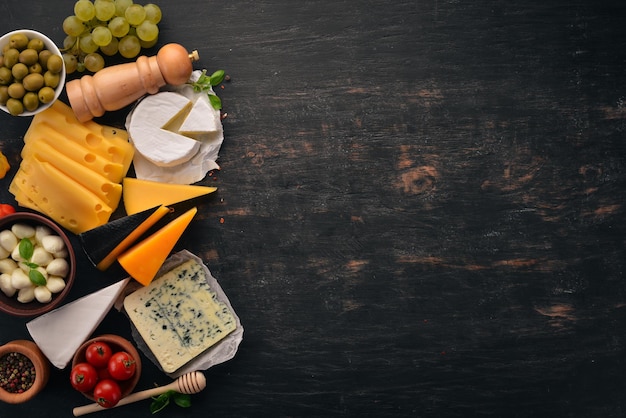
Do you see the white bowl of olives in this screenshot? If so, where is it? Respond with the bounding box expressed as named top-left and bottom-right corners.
top-left (0, 29), bottom-right (66, 116)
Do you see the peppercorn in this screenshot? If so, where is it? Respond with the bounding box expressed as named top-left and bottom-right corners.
top-left (0, 352), bottom-right (35, 393)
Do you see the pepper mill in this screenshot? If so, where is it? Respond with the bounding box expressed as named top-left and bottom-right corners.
top-left (66, 43), bottom-right (200, 122)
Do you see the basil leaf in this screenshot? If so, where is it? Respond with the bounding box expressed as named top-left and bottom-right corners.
top-left (172, 392), bottom-right (192, 408)
top-left (208, 94), bottom-right (222, 110)
top-left (209, 70), bottom-right (225, 86)
top-left (24, 261), bottom-right (39, 269)
top-left (150, 392), bottom-right (171, 414)
top-left (29, 269), bottom-right (47, 286)
top-left (19, 238), bottom-right (34, 260)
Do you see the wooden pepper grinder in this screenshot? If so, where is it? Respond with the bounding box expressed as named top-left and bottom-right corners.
top-left (66, 43), bottom-right (200, 122)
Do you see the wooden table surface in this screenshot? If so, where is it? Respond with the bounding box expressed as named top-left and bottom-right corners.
top-left (0, 0), bottom-right (625, 417)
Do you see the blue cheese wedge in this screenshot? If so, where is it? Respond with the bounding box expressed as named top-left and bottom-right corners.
top-left (123, 259), bottom-right (236, 373)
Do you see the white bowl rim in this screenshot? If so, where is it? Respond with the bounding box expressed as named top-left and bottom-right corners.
top-left (0, 29), bottom-right (66, 117)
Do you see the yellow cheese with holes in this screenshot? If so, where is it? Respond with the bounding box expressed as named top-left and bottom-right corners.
top-left (21, 140), bottom-right (122, 208)
top-left (123, 177), bottom-right (216, 215)
top-left (9, 100), bottom-right (133, 234)
top-left (118, 207), bottom-right (198, 286)
top-left (25, 100), bottom-right (134, 176)
top-left (10, 159), bottom-right (112, 233)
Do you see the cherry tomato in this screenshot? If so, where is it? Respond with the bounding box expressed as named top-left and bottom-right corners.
top-left (70, 362), bottom-right (98, 392)
top-left (85, 341), bottom-right (113, 369)
top-left (93, 379), bottom-right (122, 408)
top-left (0, 204), bottom-right (15, 218)
top-left (108, 351), bottom-right (136, 381)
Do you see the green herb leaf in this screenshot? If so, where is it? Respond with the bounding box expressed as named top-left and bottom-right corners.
top-left (150, 391), bottom-right (172, 414)
top-left (149, 390), bottom-right (191, 414)
top-left (209, 70), bottom-right (225, 86)
top-left (18, 238), bottom-right (34, 261)
top-left (24, 261), bottom-right (39, 269)
top-left (172, 392), bottom-right (192, 408)
top-left (29, 269), bottom-right (47, 286)
top-left (208, 94), bottom-right (222, 110)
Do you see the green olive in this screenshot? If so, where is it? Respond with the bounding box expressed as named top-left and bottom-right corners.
top-left (27, 38), bottom-right (44, 52)
top-left (0, 86), bottom-right (9, 105)
top-left (37, 86), bottom-right (55, 103)
top-left (22, 73), bottom-right (44, 92)
top-left (46, 55), bottom-right (63, 74)
top-left (6, 98), bottom-right (24, 115)
top-left (38, 50), bottom-right (52, 69)
top-left (22, 92), bottom-right (39, 112)
top-left (11, 62), bottom-right (28, 81)
top-left (29, 62), bottom-right (42, 74)
top-left (7, 82), bottom-right (25, 99)
top-left (8, 33), bottom-right (29, 50)
top-left (43, 71), bottom-right (60, 88)
top-left (3, 48), bottom-right (19, 68)
top-left (18, 48), bottom-right (39, 66)
top-left (0, 67), bottom-right (12, 85)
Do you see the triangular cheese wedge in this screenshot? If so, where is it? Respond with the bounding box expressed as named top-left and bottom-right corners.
top-left (79, 205), bottom-right (171, 271)
top-left (118, 207), bottom-right (198, 286)
top-left (179, 97), bottom-right (221, 135)
top-left (26, 278), bottom-right (130, 369)
top-left (122, 177), bottom-right (216, 215)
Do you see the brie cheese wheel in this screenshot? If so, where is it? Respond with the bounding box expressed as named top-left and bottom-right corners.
top-left (128, 92), bottom-right (201, 168)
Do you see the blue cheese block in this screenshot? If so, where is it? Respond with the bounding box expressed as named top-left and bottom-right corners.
top-left (123, 259), bottom-right (236, 373)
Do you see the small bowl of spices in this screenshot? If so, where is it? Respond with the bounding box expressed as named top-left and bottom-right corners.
top-left (0, 339), bottom-right (50, 404)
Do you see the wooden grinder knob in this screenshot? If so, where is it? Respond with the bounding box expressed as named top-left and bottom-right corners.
top-left (66, 43), bottom-right (200, 122)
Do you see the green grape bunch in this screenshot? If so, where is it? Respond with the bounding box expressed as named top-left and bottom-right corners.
top-left (61, 0), bottom-right (162, 74)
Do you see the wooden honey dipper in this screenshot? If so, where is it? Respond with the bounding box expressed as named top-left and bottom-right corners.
top-left (66, 43), bottom-right (200, 122)
top-left (72, 370), bottom-right (207, 416)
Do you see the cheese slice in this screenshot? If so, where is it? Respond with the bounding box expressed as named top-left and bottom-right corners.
top-left (26, 100), bottom-right (134, 175)
top-left (10, 159), bottom-right (112, 234)
top-left (122, 177), bottom-right (216, 215)
top-left (22, 140), bottom-right (122, 208)
top-left (23, 128), bottom-right (125, 183)
top-left (128, 92), bottom-right (201, 167)
top-left (124, 259), bottom-right (236, 373)
top-left (27, 278), bottom-right (130, 369)
top-left (118, 207), bottom-right (198, 286)
top-left (178, 97), bottom-right (222, 137)
top-left (79, 205), bottom-right (171, 271)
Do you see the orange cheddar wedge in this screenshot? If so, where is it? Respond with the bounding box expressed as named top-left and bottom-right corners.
top-left (79, 205), bottom-right (171, 271)
top-left (117, 207), bottom-right (198, 286)
top-left (122, 177), bottom-right (216, 215)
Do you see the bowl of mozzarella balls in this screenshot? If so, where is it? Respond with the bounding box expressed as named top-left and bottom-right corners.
top-left (0, 29), bottom-right (66, 116)
top-left (0, 212), bottom-right (76, 317)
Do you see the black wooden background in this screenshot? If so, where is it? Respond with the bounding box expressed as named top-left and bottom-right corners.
top-left (0, 0), bottom-right (625, 417)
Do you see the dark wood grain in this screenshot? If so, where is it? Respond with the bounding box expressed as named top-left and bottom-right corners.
top-left (0, 0), bottom-right (625, 417)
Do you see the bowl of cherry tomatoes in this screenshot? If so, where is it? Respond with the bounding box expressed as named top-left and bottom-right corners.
top-left (70, 334), bottom-right (141, 408)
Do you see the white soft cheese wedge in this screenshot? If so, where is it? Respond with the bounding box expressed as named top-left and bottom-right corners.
top-left (128, 92), bottom-right (201, 167)
top-left (124, 259), bottom-right (237, 373)
top-left (26, 278), bottom-right (130, 369)
top-left (178, 96), bottom-right (222, 137)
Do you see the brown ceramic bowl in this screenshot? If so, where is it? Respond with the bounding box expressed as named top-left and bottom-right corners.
top-left (0, 212), bottom-right (76, 317)
top-left (0, 339), bottom-right (50, 404)
top-left (71, 334), bottom-right (142, 401)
